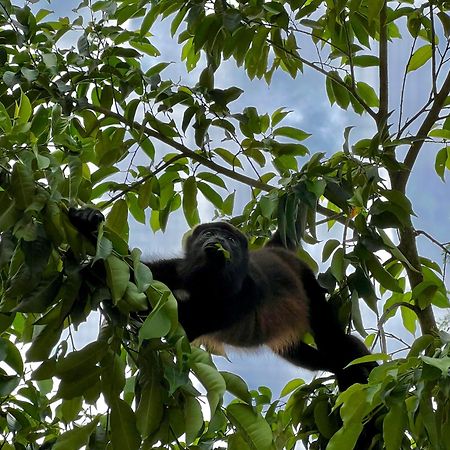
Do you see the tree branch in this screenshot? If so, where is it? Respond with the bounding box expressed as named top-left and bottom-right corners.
top-left (79, 101), bottom-right (363, 231)
top-left (392, 70), bottom-right (450, 192)
top-left (379, 302), bottom-right (420, 328)
top-left (378, 1), bottom-right (389, 131)
top-left (266, 38), bottom-right (378, 121)
top-left (415, 229), bottom-right (450, 256)
top-left (80, 102), bottom-right (272, 192)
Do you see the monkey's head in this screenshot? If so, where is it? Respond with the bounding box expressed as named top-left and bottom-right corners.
top-left (184, 222), bottom-right (249, 272)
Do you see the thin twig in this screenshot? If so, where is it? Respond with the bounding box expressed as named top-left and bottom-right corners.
top-left (415, 229), bottom-right (450, 255)
top-left (430, 2), bottom-right (437, 96)
top-left (397, 37), bottom-right (418, 137)
top-left (101, 154), bottom-right (186, 209)
top-left (378, 302), bottom-right (420, 328)
top-left (79, 102), bottom-right (272, 192)
top-left (266, 38), bottom-right (378, 121)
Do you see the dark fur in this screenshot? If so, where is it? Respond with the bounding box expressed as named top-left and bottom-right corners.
top-left (69, 209), bottom-right (376, 390)
top-left (141, 221), bottom-right (376, 391)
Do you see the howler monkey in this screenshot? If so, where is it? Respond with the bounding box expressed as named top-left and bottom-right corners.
top-left (69, 208), bottom-right (376, 391)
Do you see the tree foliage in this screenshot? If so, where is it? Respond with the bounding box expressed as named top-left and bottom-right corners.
top-left (0, 0), bottom-right (449, 449)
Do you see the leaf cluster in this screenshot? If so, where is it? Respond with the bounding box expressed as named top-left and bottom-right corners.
top-left (0, 0), bottom-right (449, 449)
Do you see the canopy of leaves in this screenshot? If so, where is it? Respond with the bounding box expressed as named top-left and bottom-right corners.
top-left (0, 0), bottom-right (449, 449)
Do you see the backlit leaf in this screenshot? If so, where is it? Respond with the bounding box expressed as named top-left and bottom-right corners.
top-left (227, 403), bottom-right (273, 450)
top-left (273, 126), bottom-right (311, 141)
top-left (407, 45), bottom-right (432, 72)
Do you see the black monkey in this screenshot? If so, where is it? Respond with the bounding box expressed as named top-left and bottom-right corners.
top-left (69, 208), bottom-right (376, 390)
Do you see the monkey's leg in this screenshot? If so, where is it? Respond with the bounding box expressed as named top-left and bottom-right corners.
top-left (279, 340), bottom-right (380, 449)
top-left (277, 341), bottom-right (335, 373)
top-left (278, 337), bottom-right (376, 390)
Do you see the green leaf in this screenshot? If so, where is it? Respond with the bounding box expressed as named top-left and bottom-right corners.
top-left (36, 9), bottom-right (53, 22)
top-left (227, 403), bottom-right (273, 450)
top-left (435, 147), bottom-right (448, 181)
top-left (192, 14), bottom-right (220, 52)
top-left (327, 422), bottom-right (363, 450)
top-left (55, 342), bottom-right (106, 379)
top-left (345, 353), bottom-right (390, 367)
top-left (59, 397), bottom-right (83, 424)
top-left (130, 40), bottom-right (160, 57)
top-left (366, 253), bottom-right (403, 293)
top-left (198, 181), bottom-right (223, 210)
top-left (222, 192), bottom-right (235, 216)
top-left (183, 176), bottom-right (200, 227)
top-left (327, 72), bottom-right (350, 109)
top-left (57, 367), bottom-right (102, 400)
top-left (184, 396), bottom-right (204, 444)
top-left (356, 82), bottom-right (379, 107)
top-left (314, 400), bottom-right (338, 439)
top-left (110, 398), bottom-right (141, 450)
top-left (139, 301), bottom-right (171, 340)
top-left (123, 282), bottom-right (148, 311)
top-left (106, 199), bottom-right (129, 240)
top-left (42, 52), bottom-right (57, 69)
top-left (95, 236), bottom-right (113, 261)
top-left (16, 91), bottom-right (32, 124)
top-left (380, 189), bottom-right (414, 215)
top-left (273, 126), bottom-right (311, 141)
top-left (368, 0), bottom-right (384, 23)
top-left (31, 106), bottom-right (50, 138)
top-left (135, 369), bottom-right (164, 438)
top-left (401, 303), bottom-right (417, 334)
top-left (0, 375), bottom-right (20, 396)
top-left (0, 101), bottom-right (12, 132)
top-left (21, 67), bottom-right (38, 82)
top-left (105, 255), bottom-right (130, 303)
top-left (322, 239), bottom-right (340, 262)
top-left (171, 6), bottom-right (188, 37)
top-left (10, 163), bottom-right (35, 210)
top-left (131, 249), bottom-right (153, 292)
top-left (271, 107), bottom-right (291, 127)
top-left (13, 274), bottom-right (62, 313)
top-left (280, 378), bottom-right (304, 397)
top-left (352, 55), bottom-right (380, 67)
top-left (438, 11), bottom-right (450, 38)
top-left (330, 247), bottom-right (345, 282)
top-left (53, 418), bottom-right (98, 450)
top-left (140, 5), bottom-right (160, 36)
top-left (407, 45), bottom-right (432, 72)
top-left (26, 323), bottom-right (62, 362)
top-left (422, 356), bottom-right (450, 375)
top-left (0, 338), bottom-right (23, 375)
top-left (192, 363), bottom-right (226, 415)
top-left (408, 334), bottom-right (434, 357)
top-left (214, 147), bottom-right (243, 169)
top-left (221, 371), bottom-right (252, 404)
top-left (197, 172), bottom-right (226, 189)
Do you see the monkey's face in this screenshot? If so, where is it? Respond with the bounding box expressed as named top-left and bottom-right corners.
top-left (185, 223), bottom-right (248, 269)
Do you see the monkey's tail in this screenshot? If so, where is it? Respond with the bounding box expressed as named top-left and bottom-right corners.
top-left (301, 269), bottom-right (380, 448)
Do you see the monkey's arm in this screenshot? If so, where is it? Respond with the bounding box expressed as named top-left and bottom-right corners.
top-left (144, 259), bottom-right (185, 291)
top-left (144, 259), bottom-right (206, 340)
top-left (68, 207), bottom-right (105, 240)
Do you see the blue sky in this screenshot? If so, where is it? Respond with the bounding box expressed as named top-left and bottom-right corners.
top-left (36, 0), bottom-right (450, 396)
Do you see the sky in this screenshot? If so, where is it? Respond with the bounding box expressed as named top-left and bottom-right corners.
top-left (30, 0), bottom-right (450, 396)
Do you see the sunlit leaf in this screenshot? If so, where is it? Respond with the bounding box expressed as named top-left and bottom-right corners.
top-left (407, 45), bottom-right (432, 72)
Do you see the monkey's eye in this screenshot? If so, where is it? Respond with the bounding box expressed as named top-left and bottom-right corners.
top-left (226, 235), bottom-right (235, 243)
top-left (203, 231), bottom-right (213, 237)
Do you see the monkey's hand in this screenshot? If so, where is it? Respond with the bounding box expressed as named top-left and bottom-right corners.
top-left (68, 207), bottom-right (105, 238)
